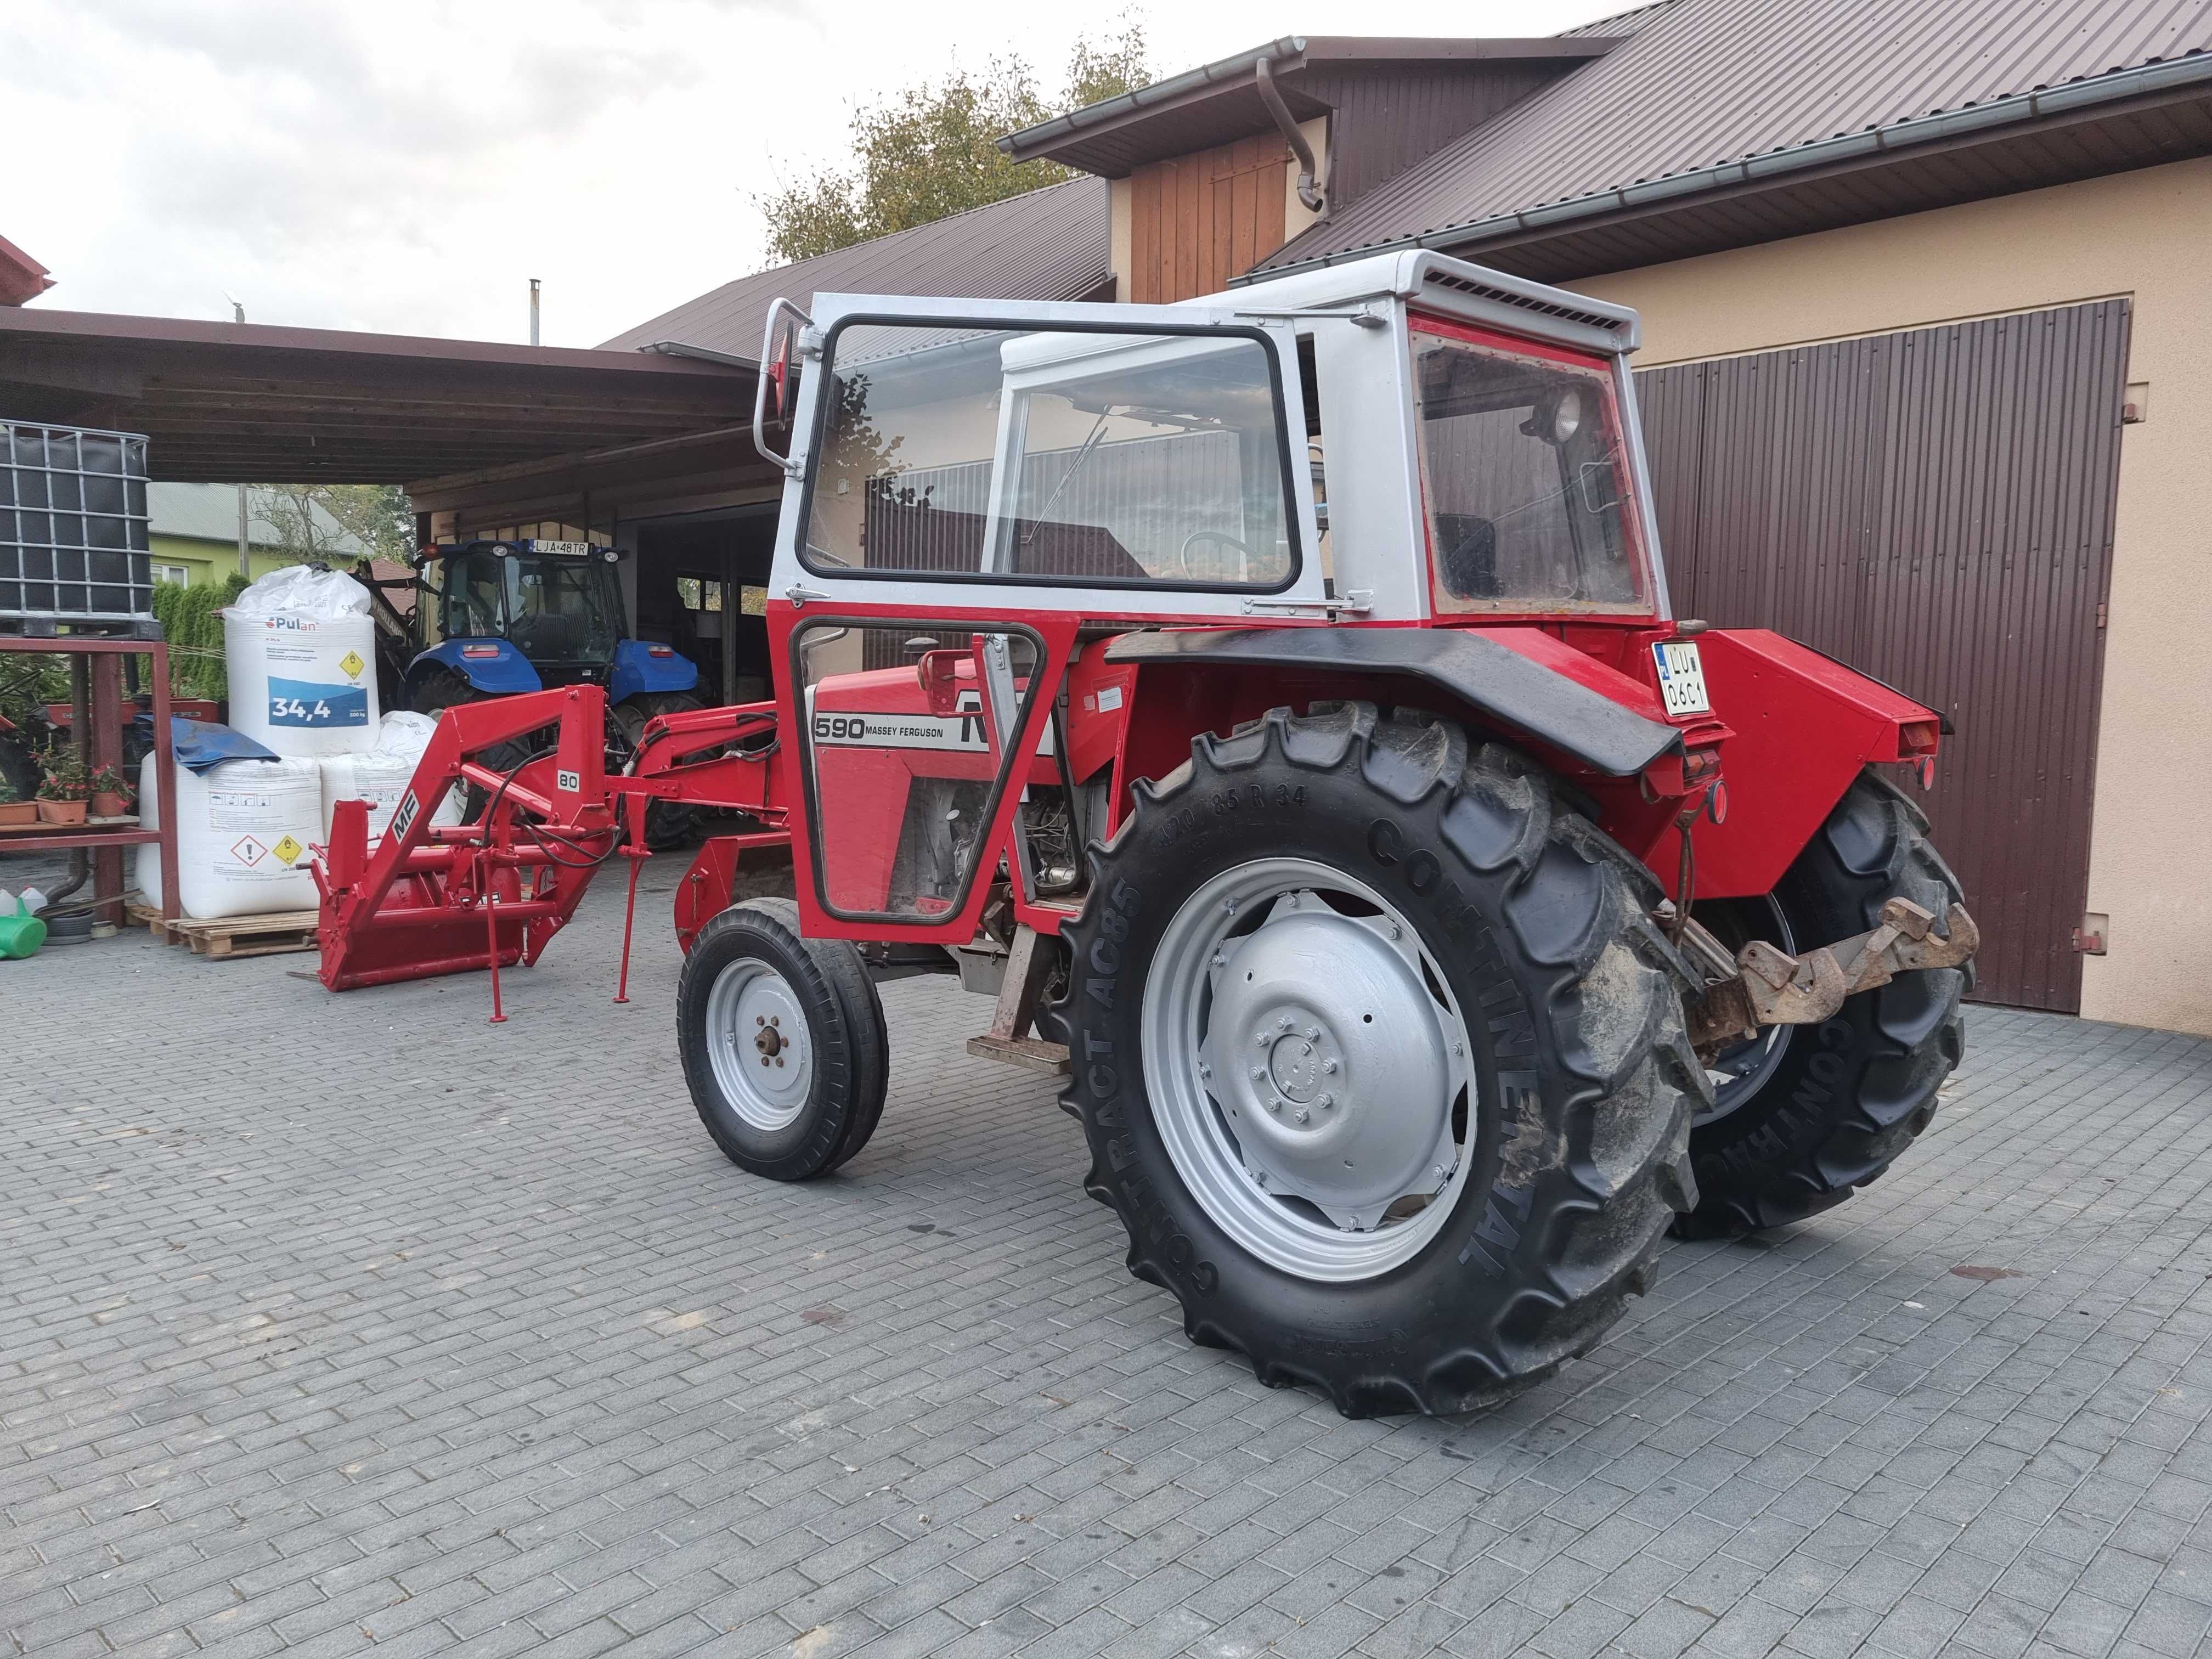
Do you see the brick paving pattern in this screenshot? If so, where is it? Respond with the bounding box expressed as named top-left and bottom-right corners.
top-left (4, 862), bottom-right (2211, 1659)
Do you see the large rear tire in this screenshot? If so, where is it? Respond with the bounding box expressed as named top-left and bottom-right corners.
top-left (616, 692), bottom-right (707, 851)
top-left (678, 898), bottom-right (889, 1181)
top-left (1675, 769), bottom-right (1968, 1237)
top-left (1045, 704), bottom-right (1706, 1418)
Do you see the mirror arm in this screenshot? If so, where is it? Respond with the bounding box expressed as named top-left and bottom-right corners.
top-left (753, 298), bottom-right (815, 478)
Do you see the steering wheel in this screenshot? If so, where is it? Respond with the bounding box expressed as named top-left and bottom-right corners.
top-left (1175, 528), bottom-right (1258, 582)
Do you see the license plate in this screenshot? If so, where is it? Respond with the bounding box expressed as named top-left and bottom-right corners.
top-left (1652, 640), bottom-right (1711, 717)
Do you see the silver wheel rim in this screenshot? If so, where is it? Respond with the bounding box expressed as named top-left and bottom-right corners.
top-left (1141, 857), bottom-right (1477, 1283)
top-left (1697, 894), bottom-right (1795, 1125)
top-left (704, 958), bottom-right (815, 1131)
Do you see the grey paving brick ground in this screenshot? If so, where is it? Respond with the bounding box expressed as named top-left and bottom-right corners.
top-left (5, 859), bottom-right (2212, 1659)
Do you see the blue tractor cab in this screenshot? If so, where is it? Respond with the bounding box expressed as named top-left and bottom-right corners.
top-left (402, 538), bottom-right (705, 844)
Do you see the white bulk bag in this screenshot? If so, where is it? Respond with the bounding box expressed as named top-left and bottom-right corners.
top-left (224, 565), bottom-right (381, 758)
top-left (133, 750), bottom-right (323, 919)
top-left (318, 710), bottom-right (462, 842)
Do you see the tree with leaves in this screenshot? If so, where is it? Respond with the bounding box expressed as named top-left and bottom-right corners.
top-left (759, 18), bottom-right (1149, 265)
top-left (252, 483), bottom-right (414, 566)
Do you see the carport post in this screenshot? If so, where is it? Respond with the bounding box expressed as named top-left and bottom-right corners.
top-left (233, 301), bottom-right (251, 579)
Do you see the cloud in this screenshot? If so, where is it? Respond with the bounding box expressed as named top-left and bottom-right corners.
top-left (4, 0), bottom-right (1602, 346)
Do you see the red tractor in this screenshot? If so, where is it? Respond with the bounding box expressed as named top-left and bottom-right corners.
top-left (315, 251), bottom-right (1975, 1417)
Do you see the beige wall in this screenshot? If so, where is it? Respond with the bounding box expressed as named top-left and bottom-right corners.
top-left (1573, 156), bottom-right (2212, 1035)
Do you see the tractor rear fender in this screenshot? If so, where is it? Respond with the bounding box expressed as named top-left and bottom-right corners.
top-left (1672, 628), bottom-right (1942, 900)
top-left (1080, 625), bottom-right (1942, 905)
top-left (1088, 627), bottom-right (1686, 848)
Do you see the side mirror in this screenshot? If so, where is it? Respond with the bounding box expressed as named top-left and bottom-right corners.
top-left (753, 298), bottom-right (812, 477)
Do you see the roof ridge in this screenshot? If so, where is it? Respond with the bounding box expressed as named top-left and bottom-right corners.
top-left (1557, 0), bottom-right (1684, 38)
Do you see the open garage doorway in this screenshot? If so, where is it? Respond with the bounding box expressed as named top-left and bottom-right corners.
top-left (631, 503), bottom-right (779, 708)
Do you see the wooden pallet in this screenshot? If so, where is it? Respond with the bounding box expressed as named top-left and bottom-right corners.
top-left (128, 902), bottom-right (320, 960)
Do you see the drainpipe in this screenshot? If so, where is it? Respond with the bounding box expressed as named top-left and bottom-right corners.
top-left (1255, 56), bottom-right (1324, 215)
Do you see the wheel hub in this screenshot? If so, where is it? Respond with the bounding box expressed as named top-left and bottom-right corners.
top-left (704, 961), bottom-right (814, 1131)
top-left (1197, 891), bottom-right (1463, 1234)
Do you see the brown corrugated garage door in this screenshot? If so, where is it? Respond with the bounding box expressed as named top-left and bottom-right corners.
top-left (1635, 300), bottom-right (2130, 1013)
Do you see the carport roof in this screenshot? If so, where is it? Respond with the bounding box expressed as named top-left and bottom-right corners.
top-left (0, 306), bottom-right (754, 484)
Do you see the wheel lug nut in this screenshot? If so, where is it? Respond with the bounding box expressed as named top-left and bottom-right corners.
top-left (776, 1058), bottom-right (786, 1068)
top-left (1305, 1026), bottom-right (1321, 1041)
top-left (1322, 1058), bottom-right (1338, 1074)
top-left (1389, 922), bottom-right (1402, 940)
top-left (771, 1016), bottom-right (780, 1027)
top-left (1265, 1099), bottom-right (1279, 1114)
top-left (1295, 1109), bottom-right (1310, 1124)
top-left (1278, 1015), bottom-right (1294, 1030)
top-left (755, 1015), bottom-right (765, 1025)
top-left (1317, 1093), bottom-right (1333, 1109)
top-left (1249, 1066), bottom-right (1265, 1081)
top-left (1211, 951), bottom-right (1227, 968)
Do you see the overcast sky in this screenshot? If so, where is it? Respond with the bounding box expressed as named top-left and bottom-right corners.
top-left (4, 2), bottom-right (1607, 349)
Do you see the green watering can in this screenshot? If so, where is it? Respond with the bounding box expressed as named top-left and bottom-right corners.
top-left (0, 895), bottom-right (46, 960)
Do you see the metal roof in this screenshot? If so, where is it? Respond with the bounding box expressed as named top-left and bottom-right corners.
top-left (997, 38), bottom-right (1615, 177)
top-left (0, 308), bottom-right (753, 483)
top-left (0, 234), bottom-right (53, 307)
top-left (1255, 0), bottom-right (2212, 276)
top-left (147, 482), bottom-right (365, 554)
top-left (599, 177), bottom-right (1113, 357)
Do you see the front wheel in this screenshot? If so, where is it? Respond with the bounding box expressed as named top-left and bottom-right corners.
top-left (1047, 703), bottom-right (1706, 1418)
top-left (677, 898), bottom-right (888, 1180)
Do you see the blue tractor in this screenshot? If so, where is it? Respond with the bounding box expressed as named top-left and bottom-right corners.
top-left (393, 538), bottom-right (705, 845)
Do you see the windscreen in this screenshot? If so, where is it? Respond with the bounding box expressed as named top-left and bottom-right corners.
top-left (1411, 324), bottom-right (1649, 613)
top-left (442, 550), bottom-right (620, 662)
top-left (800, 323), bottom-right (1297, 588)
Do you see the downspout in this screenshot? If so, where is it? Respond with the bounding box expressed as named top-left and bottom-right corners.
top-left (1255, 56), bottom-right (1325, 215)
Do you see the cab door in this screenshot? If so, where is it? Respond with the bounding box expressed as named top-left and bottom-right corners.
top-left (758, 295), bottom-right (1324, 944)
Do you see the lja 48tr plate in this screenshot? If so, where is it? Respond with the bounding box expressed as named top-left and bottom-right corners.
top-left (1652, 640), bottom-right (1712, 716)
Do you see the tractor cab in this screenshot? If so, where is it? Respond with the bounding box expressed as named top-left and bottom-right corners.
top-left (403, 538), bottom-right (700, 710)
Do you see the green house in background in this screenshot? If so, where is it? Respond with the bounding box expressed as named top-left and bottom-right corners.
top-left (148, 483), bottom-right (366, 586)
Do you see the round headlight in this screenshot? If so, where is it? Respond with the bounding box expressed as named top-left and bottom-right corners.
top-left (1553, 390), bottom-right (1583, 443)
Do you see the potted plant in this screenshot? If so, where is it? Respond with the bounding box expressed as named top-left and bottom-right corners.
top-left (35, 749), bottom-right (91, 826)
top-left (0, 774), bottom-right (33, 828)
top-left (89, 765), bottom-right (134, 820)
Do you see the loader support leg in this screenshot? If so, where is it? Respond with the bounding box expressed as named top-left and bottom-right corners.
top-left (485, 893), bottom-right (506, 1025)
top-left (614, 848), bottom-right (647, 1005)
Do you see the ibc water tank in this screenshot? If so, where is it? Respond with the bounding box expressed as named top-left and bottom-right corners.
top-left (224, 565), bottom-right (381, 757)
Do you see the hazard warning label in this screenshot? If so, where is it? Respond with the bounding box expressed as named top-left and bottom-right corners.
top-left (338, 649), bottom-right (365, 680)
top-left (272, 834), bottom-right (304, 866)
top-left (231, 836), bottom-right (267, 866)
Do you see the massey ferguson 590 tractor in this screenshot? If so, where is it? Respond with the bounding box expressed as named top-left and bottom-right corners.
top-left (314, 250), bottom-right (1976, 1417)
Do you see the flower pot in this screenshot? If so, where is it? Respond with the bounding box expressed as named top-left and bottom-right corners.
top-left (0, 801), bottom-right (34, 827)
top-left (36, 799), bottom-right (88, 826)
top-left (91, 791), bottom-right (129, 819)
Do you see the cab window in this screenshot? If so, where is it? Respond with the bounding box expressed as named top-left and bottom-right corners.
top-left (1410, 322), bottom-right (1650, 614)
top-left (799, 321), bottom-right (1299, 590)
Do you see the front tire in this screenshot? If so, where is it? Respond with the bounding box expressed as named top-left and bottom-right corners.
top-left (1047, 704), bottom-right (1706, 1417)
top-left (678, 899), bottom-right (888, 1180)
top-left (1676, 770), bottom-right (1968, 1237)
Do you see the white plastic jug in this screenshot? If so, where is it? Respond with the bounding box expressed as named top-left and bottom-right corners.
top-left (224, 565), bottom-right (380, 758)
